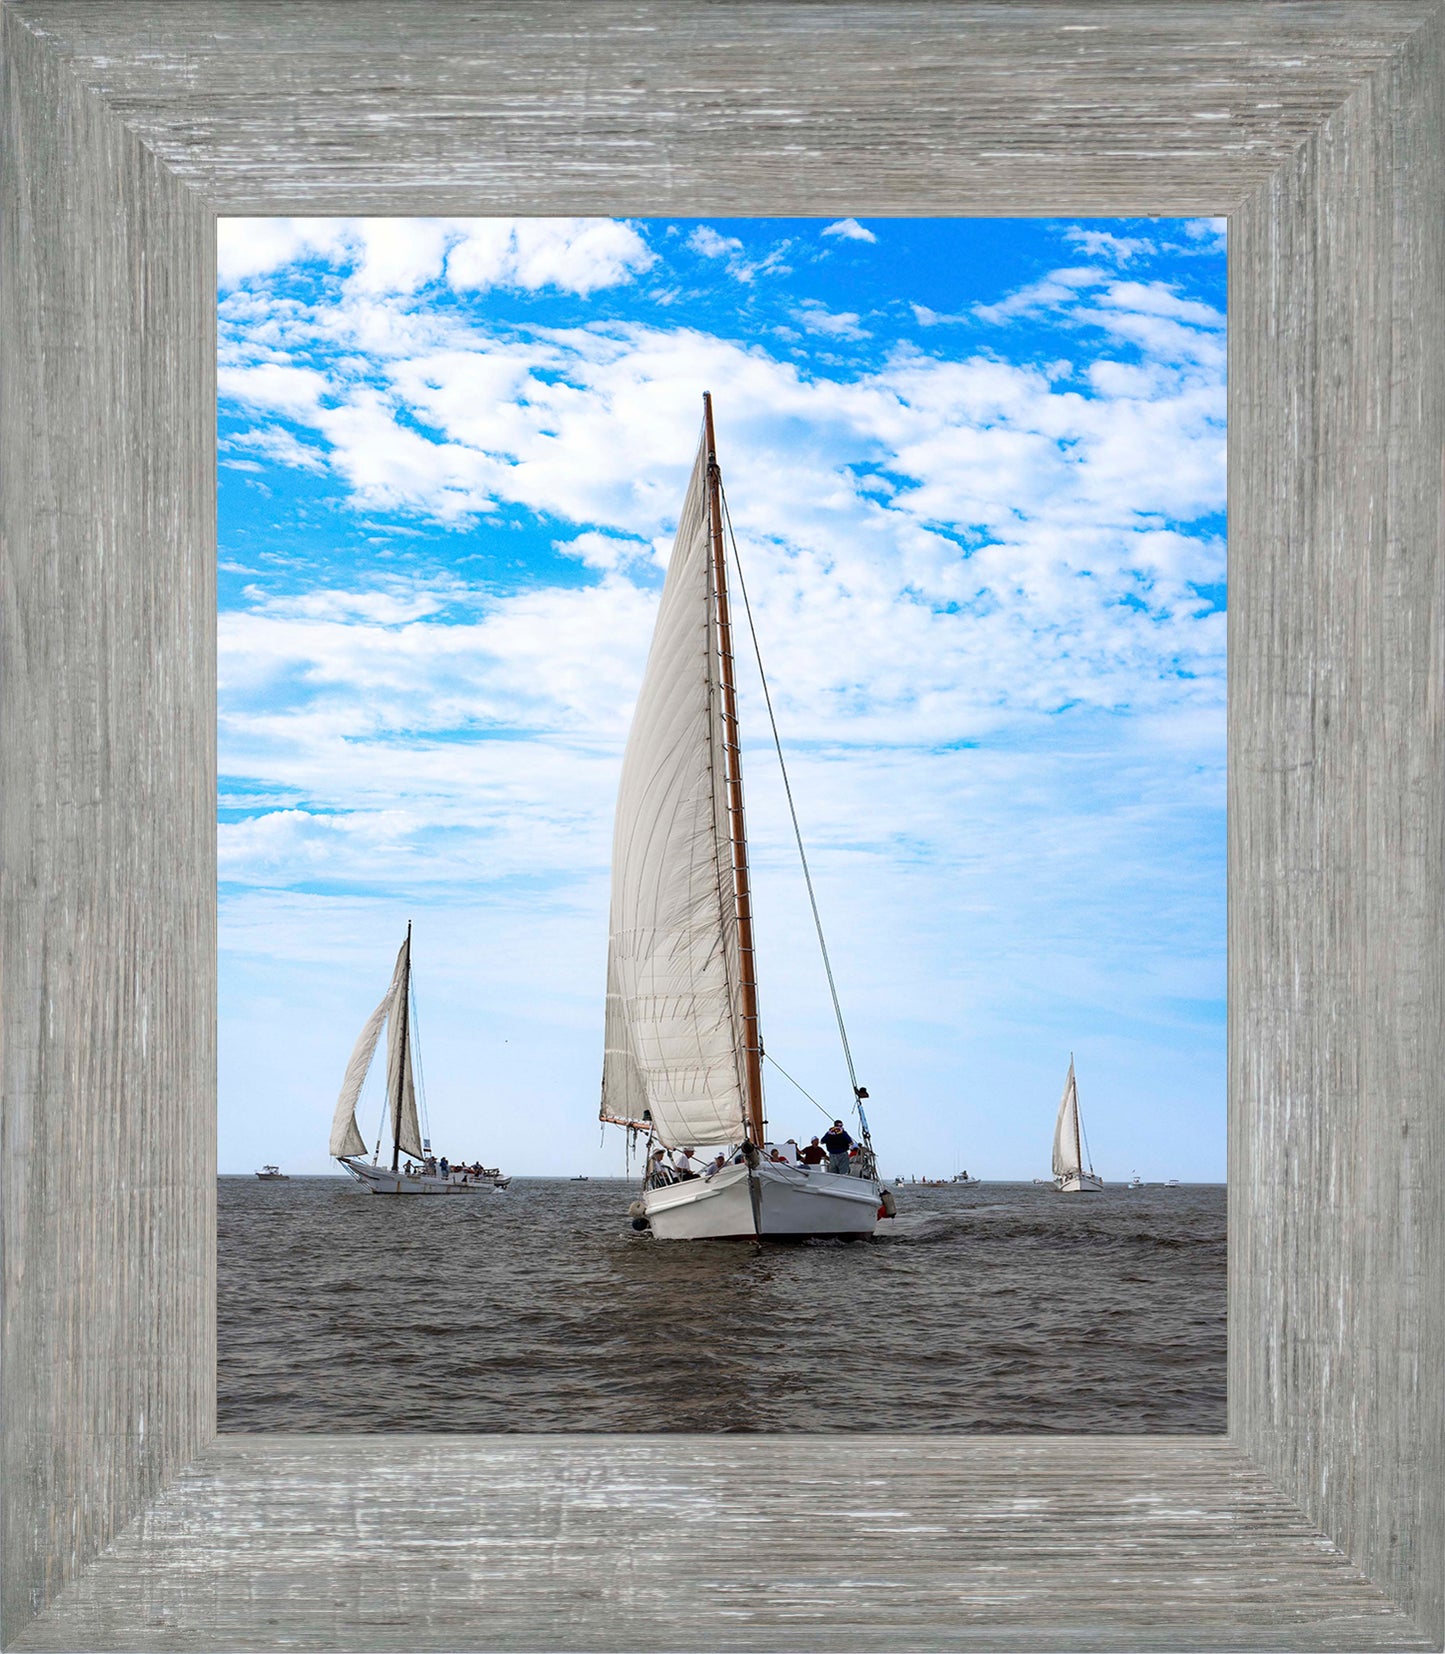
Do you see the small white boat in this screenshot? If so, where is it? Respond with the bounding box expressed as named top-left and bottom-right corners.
top-left (1052, 1056), bottom-right (1104, 1193)
top-left (254, 1165), bottom-right (288, 1180)
top-left (1128, 1173), bottom-right (1143, 1189)
top-left (600, 396), bottom-right (888, 1240)
top-left (329, 925), bottom-right (506, 1196)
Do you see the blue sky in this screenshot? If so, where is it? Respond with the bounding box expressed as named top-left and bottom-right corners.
top-left (216, 215), bottom-right (1226, 1179)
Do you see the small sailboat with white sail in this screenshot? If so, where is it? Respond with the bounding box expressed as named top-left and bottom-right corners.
top-left (329, 924), bottom-right (507, 1194)
top-left (1052, 1055), bottom-right (1104, 1193)
top-left (600, 394), bottom-right (889, 1240)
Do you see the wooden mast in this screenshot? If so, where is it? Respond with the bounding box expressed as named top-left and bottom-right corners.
top-left (392, 922), bottom-right (412, 1172)
top-left (703, 392), bottom-right (766, 1146)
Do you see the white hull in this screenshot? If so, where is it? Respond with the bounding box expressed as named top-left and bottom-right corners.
top-left (338, 1157), bottom-right (506, 1195)
top-left (642, 1160), bottom-right (882, 1239)
top-left (1055, 1171), bottom-right (1105, 1193)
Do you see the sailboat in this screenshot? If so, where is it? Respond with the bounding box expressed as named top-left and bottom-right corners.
top-left (600, 394), bottom-right (888, 1240)
top-left (1052, 1055), bottom-right (1104, 1193)
top-left (329, 924), bottom-right (508, 1194)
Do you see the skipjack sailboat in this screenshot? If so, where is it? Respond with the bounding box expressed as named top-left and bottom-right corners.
top-left (329, 924), bottom-right (508, 1194)
top-left (600, 394), bottom-right (890, 1240)
top-left (1052, 1055), bottom-right (1104, 1193)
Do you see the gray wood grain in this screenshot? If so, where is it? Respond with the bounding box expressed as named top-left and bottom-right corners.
top-left (8, 0), bottom-right (1439, 215)
top-left (1228, 3), bottom-right (1445, 1638)
top-left (2, 1), bottom-right (1443, 1649)
top-left (0, 6), bottom-right (217, 1647)
top-left (12, 1437), bottom-right (1438, 1652)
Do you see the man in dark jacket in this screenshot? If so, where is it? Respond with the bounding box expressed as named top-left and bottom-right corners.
top-left (821, 1121), bottom-right (854, 1174)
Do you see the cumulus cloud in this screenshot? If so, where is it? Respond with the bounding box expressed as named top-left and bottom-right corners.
top-left (973, 267), bottom-right (1107, 323)
top-left (688, 226), bottom-right (744, 260)
top-left (793, 300), bottom-right (870, 340)
top-left (218, 216), bottom-right (655, 298)
top-left (217, 218), bottom-right (351, 286)
top-left (1063, 226), bottom-right (1151, 263)
top-left (822, 218), bottom-right (877, 243)
top-left (685, 225), bottom-right (792, 284)
top-left (446, 219), bottom-right (655, 294)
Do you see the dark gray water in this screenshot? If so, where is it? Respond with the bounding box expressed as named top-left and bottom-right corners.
top-left (219, 1176), bottom-right (1225, 1434)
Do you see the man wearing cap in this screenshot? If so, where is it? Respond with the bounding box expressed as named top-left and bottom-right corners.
top-left (821, 1120), bottom-right (854, 1175)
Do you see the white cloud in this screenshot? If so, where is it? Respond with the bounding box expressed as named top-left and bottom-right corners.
top-left (1063, 227), bottom-right (1151, 263)
top-left (688, 226), bottom-right (744, 260)
top-left (1183, 217), bottom-right (1229, 250)
top-left (345, 219), bottom-right (458, 295)
top-left (446, 219), bottom-right (655, 295)
top-left (217, 218), bottom-right (351, 286)
top-left (224, 424), bottom-right (330, 473)
top-left (555, 530), bottom-right (652, 571)
top-left (217, 217), bottom-right (655, 299)
top-left (218, 362), bottom-right (332, 417)
top-left (973, 267), bottom-right (1106, 323)
top-left (793, 300), bottom-right (870, 340)
top-left (822, 218), bottom-right (877, 243)
top-left (910, 303), bottom-right (970, 328)
top-left (684, 226), bottom-right (792, 285)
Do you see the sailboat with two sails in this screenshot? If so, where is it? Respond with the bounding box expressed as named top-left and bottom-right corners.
top-left (1052, 1055), bottom-right (1104, 1193)
top-left (329, 924), bottom-right (508, 1194)
top-left (600, 394), bottom-right (891, 1241)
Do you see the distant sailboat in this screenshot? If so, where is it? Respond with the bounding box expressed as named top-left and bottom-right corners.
top-left (1052, 1056), bottom-right (1104, 1193)
top-left (330, 925), bottom-right (508, 1194)
top-left (600, 394), bottom-right (887, 1240)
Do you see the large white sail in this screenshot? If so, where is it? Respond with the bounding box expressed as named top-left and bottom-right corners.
top-left (602, 431), bottom-right (750, 1148)
top-left (385, 941), bottom-right (425, 1162)
top-left (1052, 1061), bottom-right (1081, 1179)
top-left (329, 934), bottom-right (423, 1161)
top-left (328, 937), bottom-right (409, 1157)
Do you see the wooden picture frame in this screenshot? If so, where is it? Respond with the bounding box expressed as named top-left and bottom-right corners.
top-left (3, 2), bottom-right (1442, 1647)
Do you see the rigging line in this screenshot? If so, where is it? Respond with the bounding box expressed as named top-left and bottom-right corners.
top-left (409, 976), bottom-right (432, 1150)
top-left (763, 1050), bottom-right (834, 1120)
top-left (719, 484), bottom-right (863, 1102)
top-left (1077, 1084), bottom-right (1095, 1177)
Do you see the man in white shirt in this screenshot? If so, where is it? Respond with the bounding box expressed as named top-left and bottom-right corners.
top-left (672, 1146), bottom-right (699, 1179)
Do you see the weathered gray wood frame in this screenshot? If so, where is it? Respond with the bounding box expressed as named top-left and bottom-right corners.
top-left (2, 2), bottom-right (1442, 1649)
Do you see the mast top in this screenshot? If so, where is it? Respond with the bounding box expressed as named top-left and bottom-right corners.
top-left (702, 390), bottom-right (718, 474)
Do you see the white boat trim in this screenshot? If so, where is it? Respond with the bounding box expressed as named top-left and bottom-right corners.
top-left (1055, 1170), bottom-right (1105, 1194)
top-left (339, 1157), bottom-right (504, 1196)
top-left (642, 1160), bottom-right (881, 1240)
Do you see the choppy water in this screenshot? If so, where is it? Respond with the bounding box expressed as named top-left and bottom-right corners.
top-left (219, 1176), bottom-right (1225, 1434)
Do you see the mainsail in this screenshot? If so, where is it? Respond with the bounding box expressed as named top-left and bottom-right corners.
top-left (329, 930), bottom-right (424, 1163)
top-left (1051, 1058), bottom-right (1083, 1179)
top-left (602, 401), bottom-right (763, 1149)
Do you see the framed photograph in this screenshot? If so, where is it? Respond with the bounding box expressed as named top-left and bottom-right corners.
top-left (3, 3), bottom-right (1441, 1649)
